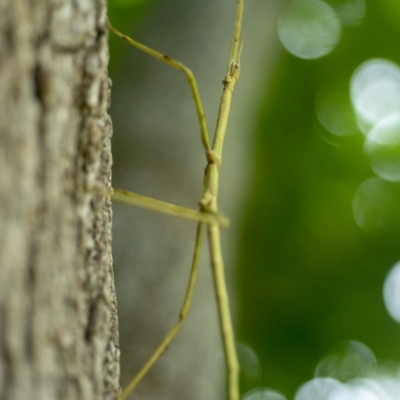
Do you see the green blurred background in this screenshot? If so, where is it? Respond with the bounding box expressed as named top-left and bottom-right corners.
top-left (108, 0), bottom-right (400, 398)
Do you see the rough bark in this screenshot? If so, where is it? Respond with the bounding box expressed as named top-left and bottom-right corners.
top-left (0, 1), bottom-right (119, 399)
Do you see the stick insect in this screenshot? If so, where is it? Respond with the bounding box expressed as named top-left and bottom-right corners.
top-left (108, 1), bottom-right (243, 399)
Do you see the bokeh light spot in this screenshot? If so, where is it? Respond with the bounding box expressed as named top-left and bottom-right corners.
top-left (374, 375), bottom-right (400, 397)
top-left (315, 341), bottom-right (376, 382)
top-left (295, 377), bottom-right (343, 400)
top-left (326, 381), bottom-right (383, 400)
top-left (336, 0), bottom-right (366, 27)
top-left (364, 113), bottom-right (400, 182)
top-left (242, 388), bottom-right (288, 400)
top-left (352, 177), bottom-right (400, 233)
top-left (315, 81), bottom-right (358, 136)
top-left (236, 342), bottom-right (260, 386)
top-left (278, 0), bottom-right (341, 59)
top-left (350, 59), bottom-right (400, 134)
top-left (383, 260), bottom-right (400, 323)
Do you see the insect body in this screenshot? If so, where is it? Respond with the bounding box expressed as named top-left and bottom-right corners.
top-left (108, 2), bottom-right (243, 399)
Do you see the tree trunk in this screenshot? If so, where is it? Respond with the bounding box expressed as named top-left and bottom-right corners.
top-left (0, 1), bottom-right (119, 399)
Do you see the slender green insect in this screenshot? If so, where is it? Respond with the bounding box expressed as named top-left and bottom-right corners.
top-left (108, 1), bottom-right (244, 399)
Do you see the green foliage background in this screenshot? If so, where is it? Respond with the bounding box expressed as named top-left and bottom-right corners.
top-left (109, 0), bottom-right (400, 397)
top-left (236, 1), bottom-right (400, 396)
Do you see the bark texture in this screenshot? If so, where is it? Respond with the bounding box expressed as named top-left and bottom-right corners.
top-left (0, 1), bottom-right (119, 399)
